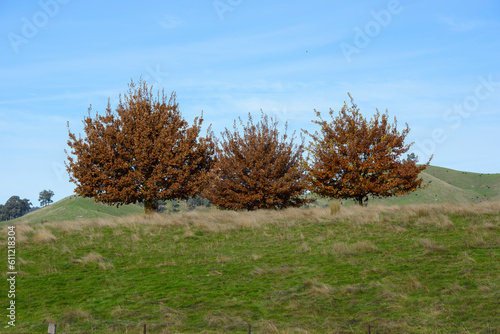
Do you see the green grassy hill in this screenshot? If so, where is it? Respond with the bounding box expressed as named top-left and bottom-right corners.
top-left (8, 195), bottom-right (144, 224)
top-left (313, 165), bottom-right (500, 207)
top-left (2, 202), bottom-right (499, 333)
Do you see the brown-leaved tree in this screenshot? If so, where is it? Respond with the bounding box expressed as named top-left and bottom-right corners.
top-left (66, 79), bottom-right (214, 213)
top-left (205, 112), bottom-right (312, 210)
top-left (305, 94), bottom-right (431, 206)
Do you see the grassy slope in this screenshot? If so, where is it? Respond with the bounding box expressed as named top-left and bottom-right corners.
top-left (7, 195), bottom-right (143, 224)
top-left (2, 202), bottom-right (499, 333)
top-left (314, 165), bottom-right (500, 207)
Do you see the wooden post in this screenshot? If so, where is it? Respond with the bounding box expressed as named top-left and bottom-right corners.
top-left (368, 324), bottom-right (371, 334)
top-left (144, 323), bottom-right (147, 333)
top-left (48, 323), bottom-right (57, 334)
top-left (248, 323), bottom-right (251, 333)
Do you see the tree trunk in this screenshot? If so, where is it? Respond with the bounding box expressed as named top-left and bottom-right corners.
top-left (144, 199), bottom-right (159, 214)
top-left (356, 196), bottom-right (367, 206)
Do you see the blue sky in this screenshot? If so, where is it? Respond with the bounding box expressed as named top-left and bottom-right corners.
top-left (1, 0), bottom-right (499, 205)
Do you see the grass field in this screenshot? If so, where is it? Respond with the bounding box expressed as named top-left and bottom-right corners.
top-left (2, 201), bottom-right (499, 333)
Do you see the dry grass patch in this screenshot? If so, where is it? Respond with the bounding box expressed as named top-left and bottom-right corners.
top-left (329, 201), bottom-right (341, 215)
top-left (73, 251), bottom-right (114, 270)
top-left (45, 220), bottom-right (84, 234)
top-left (251, 265), bottom-right (293, 277)
top-left (251, 253), bottom-right (262, 261)
top-left (0, 223), bottom-right (34, 244)
top-left (378, 289), bottom-right (408, 302)
top-left (60, 308), bottom-right (93, 323)
top-left (110, 306), bottom-right (132, 317)
top-left (130, 233), bottom-right (142, 241)
top-left (464, 236), bottom-right (487, 248)
top-left (443, 282), bottom-right (466, 296)
top-left (32, 227), bottom-right (57, 243)
top-left (416, 213), bottom-right (456, 230)
top-left (420, 238), bottom-right (448, 253)
top-left (13, 223), bottom-right (34, 234)
top-left (159, 306), bottom-right (186, 326)
top-left (331, 240), bottom-right (379, 255)
top-left (81, 251), bottom-right (104, 263)
top-left (407, 276), bottom-right (424, 292)
top-left (216, 254), bottom-right (232, 263)
top-left (458, 251), bottom-right (476, 263)
top-left (203, 312), bottom-right (245, 328)
top-left (329, 206), bottom-right (380, 225)
top-left (258, 320), bottom-right (280, 334)
top-left (296, 242), bottom-right (311, 253)
top-left (478, 282), bottom-right (497, 293)
top-left (338, 284), bottom-right (364, 296)
top-left (303, 278), bottom-right (334, 297)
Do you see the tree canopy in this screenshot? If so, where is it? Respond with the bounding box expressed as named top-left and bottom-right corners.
top-left (0, 196), bottom-right (32, 221)
top-left (205, 112), bottom-right (312, 210)
top-left (39, 189), bottom-right (55, 207)
top-left (305, 94), bottom-right (431, 206)
top-left (66, 79), bottom-right (214, 213)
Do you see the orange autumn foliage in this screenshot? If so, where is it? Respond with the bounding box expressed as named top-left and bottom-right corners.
top-left (305, 94), bottom-right (431, 206)
top-left (205, 112), bottom-right (312, 210)
top-left (66, 79), bottom-right (214, 213)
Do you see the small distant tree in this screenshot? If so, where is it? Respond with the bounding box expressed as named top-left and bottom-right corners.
top-left (66, 79), bottom-right (214, 213)
top-left (305, 94), bottom-right (431, 206)
top-left (205, 112), bottom-right (312, 210)
top-left (2, 196), bottom-right (32, 220)
top-left (406, 152), bottom-right (417, 162)
top-left (39, 189), bottom-right (55, 207)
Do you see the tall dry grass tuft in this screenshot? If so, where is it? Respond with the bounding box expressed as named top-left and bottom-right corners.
top-left (440, 200), bottom-right (500, 217)
top-left (329, 200), bottom-right (341, 215)
top-left (0, 223), bottom-right (35, 244)
top-left (203, 312), bottom-right (244, 328)
top-left (258, 320), bottom-right (280, 334)
top-left (159, 306), bottom-right (186, 327)
top-left (407, 276), bottom-right (425, 292)
top-left (32, 227), bottom-right (57, 243)
top-left (60, 309), bottom-right (93, 323)
top-left (416, 214), bottom-right (456, 230)
top-left (331, 240), bottom-right (380, 255)
top-left (329, 205), bottom-right (380, 225)
top-left (420, 238), bottom-right (448, 254)
top-left (303, 278), bottom-right (334, 297)
top-left (74, 252), bottom-right (114, 270)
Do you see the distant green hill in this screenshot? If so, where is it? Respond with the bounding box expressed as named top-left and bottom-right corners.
top-left (5, 166), bottom-right (500, 224)
top-left (7, 195), bottom-right (143, 224)
top-left (370, 165), bottom-right (500, 205)
top-left (309, 165), bottom-right (500, 207)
